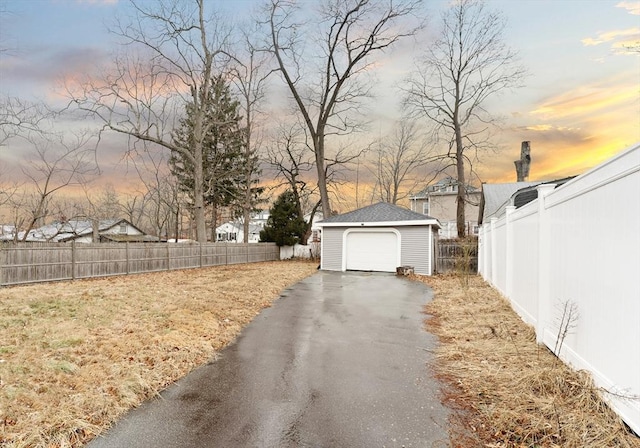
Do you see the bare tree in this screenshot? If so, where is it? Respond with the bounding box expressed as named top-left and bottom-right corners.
top-left (266, 0), bottom-right (422, 218)
top-left (369, 120), bottom-right (429, 204)
top-left (77, 184), bottom-right (124, 220)
top-left (16, 130), bottom-right (97, 241)
top-left (230, 23), bottom-right (275, 242)
top-left (404, 0), bottom-right (525, 237)
top-left (121, 192), bottom-right (147, 231)
top-left (125, 145), bottom-right (182, 240)
top-left (0, 98), bottom-right (53, 147)
top-left (69, 0), bottom-right (232, 242)
top-left (264, 121), bottom-right (319, 240)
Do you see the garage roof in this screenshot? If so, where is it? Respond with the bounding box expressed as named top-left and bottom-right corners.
top-left (318, 202), bottom-right (440, 228)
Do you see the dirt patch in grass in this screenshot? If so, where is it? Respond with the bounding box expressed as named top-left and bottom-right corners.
top-left (414, 273), bottom-right (639, 448)
top-left (0, 260), bottom-right (318, 448)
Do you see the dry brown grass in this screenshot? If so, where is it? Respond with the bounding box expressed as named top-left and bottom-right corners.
top-left (0, 260), bottom-right (318, 448)
top-left (415, 273), bottom-right (639, 448)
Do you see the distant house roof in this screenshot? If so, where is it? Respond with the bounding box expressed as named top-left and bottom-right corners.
top-left (411, 176), bottom-right (480, 199)
top-left (100, 234), bottom-right (159, 243)
top-left (479, 177), bottom-right (576, 224)
top-left (318, 202), bottom-right (440, 228)
top-left (247, 223), bottom-right (263, 235)
top-left (22, 219), bottom-right (146, 242)
top-left (479, 182), bottom-right (539, 224)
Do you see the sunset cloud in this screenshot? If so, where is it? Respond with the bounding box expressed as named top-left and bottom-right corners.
top-left (530, 81), bottom-right (638, 121)
top-left (616, 1), bottom-right (640, 15)
top-left (524, 124), bottom-right (579, 133)
top-left (581, 27), bottom-right (639, 45)
top-left (481, 72), bottom-right (640, 184)
top-left (582, 26), bottom-right (640, 54)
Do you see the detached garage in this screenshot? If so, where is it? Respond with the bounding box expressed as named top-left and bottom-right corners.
top-left (317, 202), bottom-right (440, 275)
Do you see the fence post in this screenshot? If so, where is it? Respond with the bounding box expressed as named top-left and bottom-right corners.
top-left (71, 241), bottom-right (76, 280)
top-left (536, 184), bottom-right (556, 344)
top-left (477, 227), bottom-right (482, 276)
top-left (225, 244), bottom-right (228, 265)
top-left (199, 243), bottom-right (203, 268)
top-left (0, 246), bottom-right (3, 287)
top-left (505, 206), bottom-right (516, 299)
top-left (167, 243), bottom-right (171, 271)
top-left (490, 217), bottom-right (498, 287)
top-left (125, 242), bottom-right (130, 275)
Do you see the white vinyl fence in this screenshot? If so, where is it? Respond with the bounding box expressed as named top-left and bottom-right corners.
top-left (478, 143), bottom-right (640, 435)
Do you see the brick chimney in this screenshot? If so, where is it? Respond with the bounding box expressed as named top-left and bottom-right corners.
top-left (514, 141), bottom-right (531, 182)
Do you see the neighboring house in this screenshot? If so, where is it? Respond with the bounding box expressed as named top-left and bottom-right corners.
top-left (16, 219), bottom-right (158, 243)
top-left (216, 221), bottom-right (264, 243)
top-left (216, 210), bottom-right (323, 245)
top-left (478, 177), bottom-right (576, 225)
top-left (216, 210), bottom-right (270, 243)
top-left (317, 202), bottom-right (440, 275)
top-left (0, 225), bottom-right (17, 241)
top-left (409, 177), bottom-right (481, 239)
top-left (305, 211), bottom-right (323, 245)
top-left (279, 211), bottom-right (324, 259)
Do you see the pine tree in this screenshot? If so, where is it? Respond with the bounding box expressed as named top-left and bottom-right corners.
top-left (260, 190), bottom-right (308, 247)
top-left (170, 75), bottom-right (248, 234)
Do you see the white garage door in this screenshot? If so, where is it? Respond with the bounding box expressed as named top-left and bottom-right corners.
top-left (345, 231), bottom-right (398, 272)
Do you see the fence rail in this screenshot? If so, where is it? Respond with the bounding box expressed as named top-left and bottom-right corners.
top-left (0, 242), bottom-right (279, 286)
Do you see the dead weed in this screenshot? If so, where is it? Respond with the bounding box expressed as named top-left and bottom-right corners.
top-left (0, 261), bottom-right (318, 448)
top-left (414, 273), bottom-right (639, 448)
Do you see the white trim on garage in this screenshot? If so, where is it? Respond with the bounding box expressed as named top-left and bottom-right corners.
top-left (341, 228), bottom-right (401, 273)
top-left (321, 219), bottom-right (439, 228)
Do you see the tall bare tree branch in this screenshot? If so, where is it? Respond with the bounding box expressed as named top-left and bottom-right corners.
top-left (404, 0), bottom-right (525, 236)
top-left (267, 0), bottom-right (422, 217)
top-left (67, 0), bottom-right (232, 242)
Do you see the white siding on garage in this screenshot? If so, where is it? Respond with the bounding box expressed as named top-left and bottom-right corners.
top-left (399, 226), bottom-right (432, 275)
top-left (321, 227), bottom-right (344, 271)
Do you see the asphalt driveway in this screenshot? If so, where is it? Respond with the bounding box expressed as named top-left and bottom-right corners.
top-left (88, 271), bottom-right (450, 448)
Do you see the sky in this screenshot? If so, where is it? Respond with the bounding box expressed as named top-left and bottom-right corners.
top-left (0, 0), bottom-right (639, 197)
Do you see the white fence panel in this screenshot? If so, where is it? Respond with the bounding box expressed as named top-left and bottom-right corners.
top-left (508, 203), bottom-right (539, 326)
top-left (492, 218), bottom-right (508, 296)
top-left (478, 143), bottom-right (640, 435)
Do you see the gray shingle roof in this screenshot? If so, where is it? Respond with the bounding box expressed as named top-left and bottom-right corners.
top-left (480, 182), bottom-right (539, 223)
top-left (319, 202), bottom-right (436, 224)
top-left (480, 177), bottom-right (576, 224)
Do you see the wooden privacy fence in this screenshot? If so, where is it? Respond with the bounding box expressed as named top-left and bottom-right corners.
top-left (435, 239), bottom-right (478, 274)
top-left (0, 242), bottom-right (279, 286)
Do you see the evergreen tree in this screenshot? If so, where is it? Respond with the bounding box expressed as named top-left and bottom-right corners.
top-left (260, 190), bottom-right (308, 247)
top-left (170, 75), bottom-right (248, 233)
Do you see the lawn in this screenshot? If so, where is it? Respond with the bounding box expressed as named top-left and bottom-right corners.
top-left (416, 274), bottom-right (639, 448)
top-left (0, 261), bottom-right (318, 448)
top-left (3, 264), bottom-right (637, 447)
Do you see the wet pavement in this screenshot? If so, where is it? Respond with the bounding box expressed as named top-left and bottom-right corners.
top-left (88, 271), bottom-right (450, 448)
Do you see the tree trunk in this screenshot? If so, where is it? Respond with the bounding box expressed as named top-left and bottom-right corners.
top-left (211, 205), bottom-right (218, 242)
top-left (242, 114), bottom-right (252, 243)
top-left (315, 135), bottom-right (331, 218)
top-left (192, 115), bottom-right (207, 243)
top-left (243, 193), bottom-right (250, 243)
top-left (455, 123), bottom-right (466, 238)
top-left (174, 204), bottom-right (180, 243)
top-left (92, 218), bottom-right (100, 243)
top-left (291, 184), bottom-right (309, 244)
